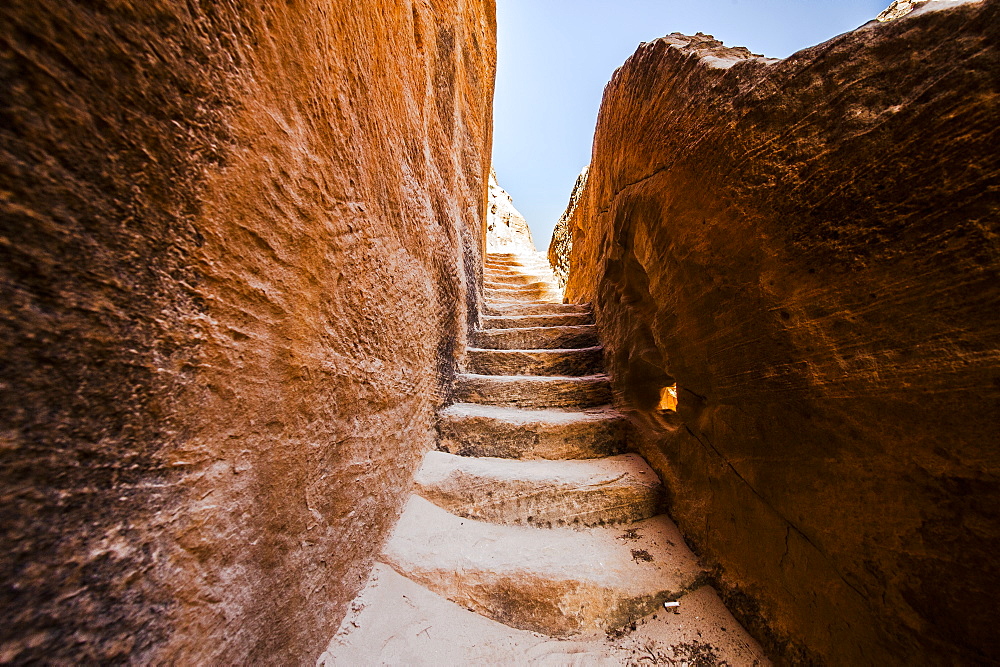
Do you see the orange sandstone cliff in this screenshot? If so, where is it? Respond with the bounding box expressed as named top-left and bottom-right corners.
top-left (0, 1), bottom-right (495, 662)
top-left (556, 3), bottom-right (998, 664)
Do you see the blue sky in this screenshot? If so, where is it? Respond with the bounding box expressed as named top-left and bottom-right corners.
top-left (492, 0), bottom-right (890, 248)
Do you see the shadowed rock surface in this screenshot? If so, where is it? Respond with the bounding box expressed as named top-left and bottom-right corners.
top-left (555, 1), bottom-right (999, 664)
top-left (0, 1), bottom-right (494, 662)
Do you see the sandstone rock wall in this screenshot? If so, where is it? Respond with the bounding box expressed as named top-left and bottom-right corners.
top-left (0, 1), bottom-right (494, 663)
top-left (559, 3), bottom-right (998, 663)
top-left (486, 169), bottom-right (535, 252)
top-left (549, 166), bottom-right (589, 289)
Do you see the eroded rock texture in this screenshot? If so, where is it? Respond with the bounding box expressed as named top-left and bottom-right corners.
top-left (558, 2), bottom-right (998, 664)
top-left (0, 1), bottom-right (494, 663)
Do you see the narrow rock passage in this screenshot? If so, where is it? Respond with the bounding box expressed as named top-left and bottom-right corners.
top-left (322, 253), bottom-right (769, 665)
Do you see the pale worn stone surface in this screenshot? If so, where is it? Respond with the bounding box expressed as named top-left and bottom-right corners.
top-left (473, 324), bottom-right (600, 350)
top-left (437, 403), bottom-right (627, 460)
top-left (320, 564), bottom-right (770, 666)
top-left (485, 285), bottom-right (563, 303)
top-left (485, 253), bottom-right (558, 279)
top-left (484, 271), bottom-right (554, 287)
top-left (414, 451), bottom-right (664, 527)
top-left (485, 302), bottom-right (591, 316)
top-left (485, 279), bottom-right (553, 291)
top-left (555, 1), bottom-right (999, 663)
top-left (464, 346), bottom-right (604, 376)
top-left (381, 496), bottom-right (703, 637)
top-left (483, 313), bottom-right (594, 329)
top-left (0, 1), bottom-right (494, 662)
top-left (455, 373), bottom-right (613, 408)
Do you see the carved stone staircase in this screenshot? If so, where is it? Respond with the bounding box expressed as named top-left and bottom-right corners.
top-left (322, 252), bottom-right (768, 665)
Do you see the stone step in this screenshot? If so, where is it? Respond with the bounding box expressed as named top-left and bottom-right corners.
top-left (484, 280), bottom-right (557, 292)
top-left (484, 302), bottom-right (589, 317)
top-left (485, 260), bottom-right (553, 270)
top-left (483, 272), bottom-right (555, 287)
top-left (472, 325), bottom-right (599, 350)
top-left (454, 373), bottom-right (612, 408)
top-left (325, 564), bottom-right (771, 666)
top-left (483, 313), bottom-right (593, 329)
top-left (414, 451), bottom-right (664, 528)
top-left (484, 282), bottom-right (561, 294)
top-left (437, 403), bottom-right (627, 460)
top-left (484, 264), bottom-right (551, 274)
top-left (485, 253), bottom-right (550, 263)
top-left (484, 261), bottom-right (553, 273)
top-left (484, 287), bottom-right (562, 303)
top-left (381, 496), bottom-right (704, 637)
top-left (487, 252), bottom-right (544, 260)
top-left (484, 268), bottom-right (553, 280)
top-left (483, 256), bottom-right (552, 269)
top-left (464, 346), bottom-right (603, 376)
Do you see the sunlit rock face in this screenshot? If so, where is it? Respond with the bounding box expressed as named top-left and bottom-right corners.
top-left (556, 1), bottom-right (998, 664)
top-left (487, 170), bottom-right (536, 253)
top-left (549, 166), bottom-right (589, 289)
top-left (0, 1), bottom-right (494, 663)
top-left (878, 0), bottom-right (922, 20)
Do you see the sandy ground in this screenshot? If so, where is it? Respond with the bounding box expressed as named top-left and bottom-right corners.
top-left (319, 564), bottom-right (770, 666)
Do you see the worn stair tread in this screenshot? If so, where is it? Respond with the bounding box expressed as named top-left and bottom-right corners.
top-left (414, 451), bottom-right (663, 527)
top-left (484, 273), bottom-right (557, 285)
top-left (487, 252), bottom-right (547, 259)
top-left (483, 281), bottom-right (559, 297)
top-left (485, 259), bottom-right (549, 264)
top-left (440, 402), bottom-right (621, 426)
top-left (484, 263), bottom-right (553, 272)
top-left (483, 313), bottom-right (593, 329)
top-left (484, 299), bottom-right (566, 307)
top-left (484, 286), bottom-right (561, 298)
top-left (381, 496), bottom-right (704, 636)
top-left (455, 373), bottom-right (612, 408)
top-left (484, 269), bottom-right (556, 281)
top-left (464, 346), bottom-right (603, 376)
top-left (484, 302), bottom-right (589, 316)
top-left (323, 564), bottom-right (771, 667)
top-left (437, 403), bottom-right (627, 460)
top-left (483, 300), bottom-right (567, 310)
top-left (485, 289), bottom-right (562, 301)
top-left (484, 261), bottom-right (553, 270)
top-left (483, 255), bottom-right (551, 266)
top-left (484, 267), bottom-right (555, 278)
top-left (473, 325), bottom-right (599, 350)
top-left (484, 279), bottom-right (556, 289)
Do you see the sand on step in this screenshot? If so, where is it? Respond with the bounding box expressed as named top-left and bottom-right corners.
top-left (320, 563), bottom-right (771, 666)
top-left (380, 496), bottom-right (704, 637)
